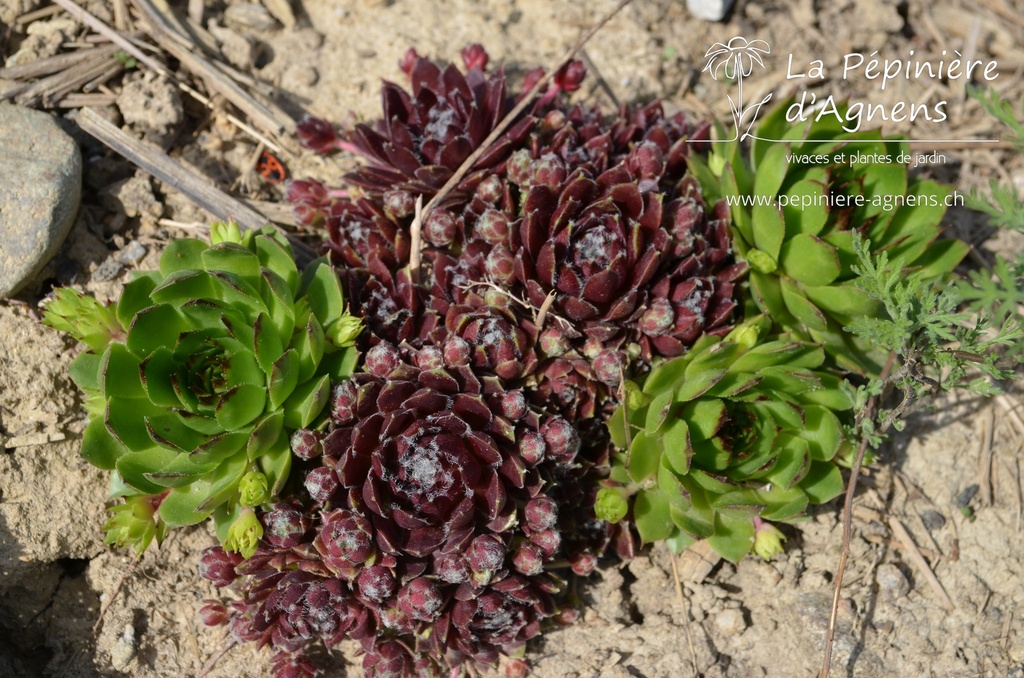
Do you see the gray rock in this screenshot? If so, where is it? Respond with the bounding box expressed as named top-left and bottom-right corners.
top-left (0, 104), bottom-right (82, 297)
top-left (687, 0), bottom-right (734, 21)
top-left (876, 563), bottom-right (911, 600)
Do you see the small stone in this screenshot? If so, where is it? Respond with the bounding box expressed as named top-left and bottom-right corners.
top-left (115, 241), bottom-right (148, 265)
top-left (686, 0), bottom-right (734, 21)
top-left (92, 257), bottom-right (124, 282)
top-left (920, 509), bottom-right (946, 531)
top-left (109, 622), bottom-right (137, 671)
top-left (100, 174), bottom-right (163, 224)
top-left (713, 608), bottom-right (747, 636)
top-left (876, 563), bottom-right (910, 600)
top-left (207, 21), bottom-right (255, 70)
top-left (224, 3), bottom-right (279, 31)
top-left (286, 64), bottom-right (319, 87)
top-left (0, 104), bottom-right (82, 297)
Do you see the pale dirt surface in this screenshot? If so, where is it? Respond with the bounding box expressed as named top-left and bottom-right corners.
top-left (1, 0), bottom-right (1023, 676)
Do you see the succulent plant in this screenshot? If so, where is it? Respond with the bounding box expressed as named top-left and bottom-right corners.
top-left (690, 101), bottom-right (969, 375)
top-left (599, 316), bottom-right (855, 563)
top-left (42, 223), bottom-right (361, 556)
top-left (296, 44), bottom-right (538, 208)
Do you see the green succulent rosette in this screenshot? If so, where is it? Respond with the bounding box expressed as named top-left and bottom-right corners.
top-left (43, 223), bottom-right (361, 556)
top-left (599, 317), bottom-right (855, 563)
top-left (689, 102), bottom-right (969, 375)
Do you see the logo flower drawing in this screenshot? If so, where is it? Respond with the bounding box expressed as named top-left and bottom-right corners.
top-left (703, 37), bottom-right (772, 140)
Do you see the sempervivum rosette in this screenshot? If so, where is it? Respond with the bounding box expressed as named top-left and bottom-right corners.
top-left (322, 341), bottom-right (578, 558)
top-left (201, 343), bottom-right (584, 676)
top-left (512, 165), bottom-right (668, 338)
top-left (319, 343), bottom-right (578, 667)
top-left (598, 316), bottom-right (855, 563)
top-left (510, 158), bottom-right (744, 368)
top-left (42, 223), bottom-right (362, 557)
top-left (296, 44), bottom-right (535, 207)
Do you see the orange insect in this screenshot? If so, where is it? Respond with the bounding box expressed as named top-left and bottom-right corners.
top-left (256, 150), bottom-right (287, 184)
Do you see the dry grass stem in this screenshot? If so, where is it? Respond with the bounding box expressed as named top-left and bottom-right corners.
top-left (131, 0), bottom-right (291, 137)
top-left (420, 0), bottom-right (635, 218)
top-left (996, 394), bottom-right (1024, 439)
top-left (0, 47), bottom-right (99, 81)
top-left (77, 107), bottom-right (319, 265)
top-left (50, 0), bottom-right (284, 150)
top-left (14, 3), bottom-right (63, 25)
top-left (54, 92), bottom-right (118, 107)
top-left (188, 0), bottom-right (204, 25)
top-left (13, 44), bottom-right (120, 106)
top-left (668, 548), bottom-right (699, 674)
top-left (979, 408), bottom-right (995, 506)
top-left (534, 290), bottom-right (557, 333)
top-left (113, 0), bottom-right (130, 31)
top-left (887, 517), bottom-right (955, 611)
top-left (408, 196), bottom-right (424, 284)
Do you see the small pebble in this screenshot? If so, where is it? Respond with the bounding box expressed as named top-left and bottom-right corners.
top-left (115, 241), bottom-right (148, 265)
top-left (686, 0), bottom-right (734, 21)
top-left (92, 257), bottom-right (124, 282)
top-left (714, 608), bottom-right (747, 636)
top-left (920, 509), bottom-right (946, 531)
top-left (876, 563), bottom-right (910, 600)
top-left (109, 623), bottom-right (137, 671)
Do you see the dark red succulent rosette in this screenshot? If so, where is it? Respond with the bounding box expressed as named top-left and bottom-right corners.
top-left (512, 165), bottom-right (669, 346)
top-left (528, 356), bottom-right (604, 421)
top-left (322, 348), bottom-right (557, 558)
top-left (300, 44), bottom-right (536, 208)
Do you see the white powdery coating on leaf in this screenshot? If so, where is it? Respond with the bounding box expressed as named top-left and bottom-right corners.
top-left (424, 104), bottom-right (458, 142)
top-left (391, 433), bottom-right (458, 503)
top-left (478, 317), bottom-right (509, 348)
top-left (575, 226), bottom-right (615, 267)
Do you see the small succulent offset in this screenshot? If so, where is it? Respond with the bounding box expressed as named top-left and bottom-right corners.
top-left (691, 102), bottom-right (968, 376)
top-left (42, 223), bottom-right (361, 556)
top-left (599, 316), bottom-right (855, 563)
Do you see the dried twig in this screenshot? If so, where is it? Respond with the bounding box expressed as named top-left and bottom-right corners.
top-left (534, 291), bottom-right (557, 333)
top-left (93, 553), bottom-right (140, 634)
top-left (408, 196), bottom-right (424, 284)
top-left (996, 393), bottom-right (1024, 439)
top-left (887, 517), bottom-right (956, 611)
top-left (11, 44), bottom-right (120, 106)
top-left (131, 0), bottom-right (292, 137)
top-left (979, 408), bottom-right (995, 506)
top-left (821, 353), bottom-right (898, 678)
top-left (77, 107), bottom-right (318, 266)
top-left (187, 0), bottom-right (204, 25)
top-left (668, 548), bottom-right (699, 674)
top-left (14, 3), bottom-right (63, 25)
top-left (0, 48), bottom-right (99, 81)
top-left (113, 0), bottom-right (130, 31)
top-left (420, 0), bottom-right (635, 218)
top-left (50, 0), bottom-right (283, 150)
